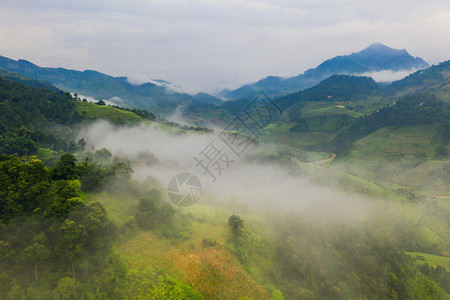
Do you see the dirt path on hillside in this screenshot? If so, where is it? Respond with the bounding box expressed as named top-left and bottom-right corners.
top-left (423, 195), bottom-right (450, 199)
top-left (309, 153), bottom-right (336, 164)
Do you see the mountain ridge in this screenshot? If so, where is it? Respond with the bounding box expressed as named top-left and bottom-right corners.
top-left (220, 43), bottom-right (429, 100)
top-left (0, 55), bottom-right (222, 115)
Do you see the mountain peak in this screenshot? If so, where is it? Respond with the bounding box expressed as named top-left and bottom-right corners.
top-left (220, 43), bottom-right (429, 100)
top-left (309, 43), bottom-right (428, 77)
top-left (359, 43), bottom-right (407, 55)
top-left (364, 42), bottom-right (393, 50)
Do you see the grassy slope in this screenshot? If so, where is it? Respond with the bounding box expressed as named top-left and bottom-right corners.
top-left (259, 118), bottom-right (340, 148)
top-left (407, 252), bottom-right (450, 271)
top-left (83, 190), bottom-right (272, 299)
top-left (259, 122), bottom-right (333, 147)
top-left (299, 102), bottom-right (362, 118)
top-left (116, 204), bottom-right (272, 299)
top-left (74, 101), bottom-right (188, 134)
top-left (259, 99), bottom-right (448, 197)
top-left (259, 98), bottom-right (391, 148)
top-left (112, 197), bottom-right (450, 299)
top-left (74, 101), bottom-right (143, 123)
top-left (296, 159), bottom-right (407, 201)
top-left (350, 125), bottom-right (444, 159)
top-left (397, 160), bottom-right (450, 194)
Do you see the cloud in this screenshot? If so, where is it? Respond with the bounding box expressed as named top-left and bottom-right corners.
top-left (76, 120), bottom-right (377, 221)
top-left (0, 0), bottom-right (449, 93)
top-left (360, 69), bottom-right (419, 82)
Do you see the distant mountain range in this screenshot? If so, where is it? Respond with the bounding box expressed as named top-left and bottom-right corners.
top-left (0, 51), bottom-right (448, 161)
top-left (0, 56), bottom-right (222, 116)
top-left (219, 43), bottom-right (429, 100)
top-left (182, 59), bottom-right (449, 129)
top-left (0, 43), bottom-right (432, 117)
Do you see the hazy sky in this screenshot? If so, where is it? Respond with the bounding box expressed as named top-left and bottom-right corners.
top-left (0, 0), bottom-right (449, 93)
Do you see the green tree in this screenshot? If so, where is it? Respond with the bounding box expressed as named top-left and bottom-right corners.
top-left (55, 219), bottom-right (87, 280)
top-left (46, 180), bottom-right (83, 220)
top-left (18, 158), bottom-right (51, 212)
top-left (95, 148), bottom-right (112, 163)
top-left (56, 180), bottom-right (81, 201)
top-left (0, 241), bottom-right (14, 263)
top-left (0, 156), bottom-right (50, 219)
top-left (79, 161), bottom-right (112, 192)
top-left (73, 202), bottom-right (116, 252)
top-left (228, 215), bottom-right (244, 241)
top-left (53, 277), bottom-right (79, 300)
top-left (435, 145), bottom-right (448, 159)
top-left (76, 138), bottom-right (86, 151)
top-left (136, 197), bottom-right (158, 230)
top-left (51, 153), bottom-right (79, 180)
top-left (48, 197), bottom-right (83, 221)
top-left (135, 197), bottom-right (175, 233)
top-left (19, 243), bottom-right (50, 281)
top-left (112, 161), bottom-right (134, 179)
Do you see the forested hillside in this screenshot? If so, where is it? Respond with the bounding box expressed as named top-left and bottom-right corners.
top-left (329, 93), bottom-right (450, 154)
top-left (387, 60), bottom-right (450, 98)
top-left (0, 78), bottom-right (80, 156)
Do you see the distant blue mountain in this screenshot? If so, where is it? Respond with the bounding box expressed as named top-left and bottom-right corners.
top-left (219, 43), bottom-right (429, 100)
top-left (0, 55), bottom-right (222, 115)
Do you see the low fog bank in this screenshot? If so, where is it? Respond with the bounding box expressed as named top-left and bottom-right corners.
top-left (77, 121), bottom-right (379, 223)
top-left (359, 68), bottom-right (419, 82)
top-left (71, 93), bottom-right (124, 106)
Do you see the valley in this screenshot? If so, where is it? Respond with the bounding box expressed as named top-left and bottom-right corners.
top-left (0, 45), bottom-right (449, 299)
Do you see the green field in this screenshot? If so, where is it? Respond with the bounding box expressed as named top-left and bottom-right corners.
top-left (350, 125), bottom-right (442, 159)
top-left (259, 122), bottom-right (336, 147)
top-left (407, 252), bottom-right (450, 271)
top-left (260, 100), bottom-right (367, 148)
top-left (75, 101), bottom-right (143, 124)
top-left (300, 104), bottom-right (362, 118)
top-left (75, 101), bottom-right (191, 134)
top-left (115, 203), bottom-right (274, 300)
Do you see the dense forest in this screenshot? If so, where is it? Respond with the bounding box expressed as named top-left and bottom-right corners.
top-left (0, 78), bottom-right (82, 156)
top-left (0, 152), bottom-right (204, 299)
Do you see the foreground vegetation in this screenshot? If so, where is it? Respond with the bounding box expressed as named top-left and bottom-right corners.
top-left (1, 149), bottom-right (449, 299)
top-left (0, 74), bottom-right (449, 299)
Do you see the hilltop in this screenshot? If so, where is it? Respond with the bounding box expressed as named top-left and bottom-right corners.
top-left (387, 60), bottom-right (450, 100)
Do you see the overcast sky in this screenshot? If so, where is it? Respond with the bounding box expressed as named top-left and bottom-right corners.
top-left (0, 0), bottom-right (449, 93)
